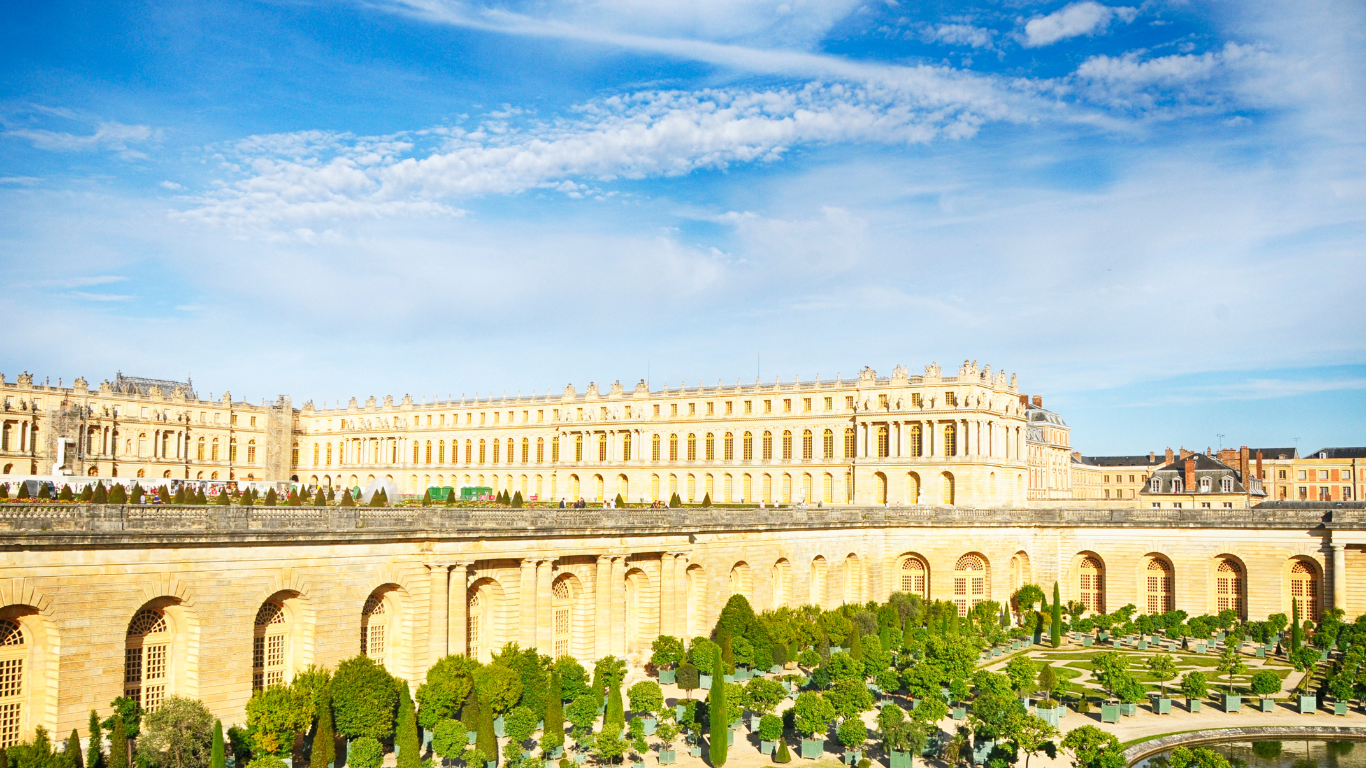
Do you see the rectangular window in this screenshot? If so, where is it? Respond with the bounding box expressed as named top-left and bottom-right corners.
top-left (783, 399), bottom-right (792, 413)
top-left (707, 402), bottom-right (714, 416)
top-left (654, 404), bottom-right (660, 417)
top-left (824, 397), bottom-right (832, 410)
top-left (804, 398), bottom-right (812, 412)
top-left (745, 401), bottom-right (753, 414)
top-left (764, 400), bottom-right (772, 413)
top-left (1320, 470), bottom-right (1330, 480)
top-left (944, 392), bottom-right (957, 406)
top-left (1298, 470), bottom-right (1307, 480)
top-left (671, 403), bottom-right (678, 417)
top-left (689, 403), bottom-right (696, 416)
top-left (538, 410), bottom-right (544, 422)
top-left (878, 394), bottom-right (888, 409)
top-left (845, 396), bottom-right (854, 409)
top-left (726, 401), bottom-right (733, 415)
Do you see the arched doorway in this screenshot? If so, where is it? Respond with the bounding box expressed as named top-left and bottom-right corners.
top-left (252, 601), bottom-right (290, 691)
top-left (1214, 557), bottom-right (1246, 620)
top-left (1076, 555), bottom-right (1105, 614)
top-left (810, 556), bottom-right (828, 608)
top-left (898, 554), bottom-right (928, 599)
top-left (1289, 559), bottom-right (1320, 622)
top-left (771, 559), bottom-right (791, 609)
top-left (1144, 556), bottom-right (1174, 615)
top-left (953, 554), bottom-right (988, 617)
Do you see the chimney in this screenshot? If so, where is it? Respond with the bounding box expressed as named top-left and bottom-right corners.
top-left (1256, 450), bottom-right (1264, 480)
top-left (1149, 451), bottom-right (1155, 463)
top-left (1240, 446), bottom-right (1250, 480)
top-left (1179, 447), bottom-right (1191, 459)
top-left (1185, 457), bottom-right (1196, 493)
top-left (1032, 395), bottom-right (1043, 408)
top-left (1165, 447), bottom-right (1174, 465)
top-left (1019, 394), bottom-right (1029, 407)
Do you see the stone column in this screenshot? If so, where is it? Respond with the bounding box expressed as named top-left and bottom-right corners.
top-left (927, 422), bottom-right (936, 458)
top-left (536, 559), bottom-right (555, 653)
top-left (594, 555), bottom-right (611, 658)
top-left (611, 555), bottom-right (627, 655)
top-left (450, 561), bottom-right (472, 657)
top-left (427, 562), bottom-right (451, 664)
top-left (519, 558), bottom-right (538, 647)
top-left (1334, 544), bottom-right (1348, 612)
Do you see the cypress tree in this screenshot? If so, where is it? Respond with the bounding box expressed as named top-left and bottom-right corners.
top-left (217, 486), bottom-right (231, 505)
top-left (461, 687), bottom-right (481, 735)
top-left (377, 488), bottom-right (389, 506)
top-left (17, 482), bottom-right (30, 500)
top-left (92, 483), bottom-right (107, 503)
top-left (701, 493), bottom-right (711, 508)
top-left (327, 487), bottom-right (336, 502)
top-left (314, 487), bottom-right (327, 507)
top-left (613, 493), bottom-right (624, 508)
top-left (421, 489), bottom-right (432, 507)
top-left (59, 485), bottom-right (74, 502)
top-left (87, 711), bottom-right (103, 768)
top-left (544, 670), bottom-right (565, 752)
top-left (849, 624), bottom-right (864, 662)
top-left (195, 487), bottom-right (208, 505)
top-left (109, 716), bottom-right (128, 768)
top-left (368, 489), bottom-right (383, 507)
top-left (708, 660), bottom-right (728, 767)
top-left (396, 682), bottom-right (420, 768)
top-left (720, 629), bottom-right (735, 673)
top-left (670, 492), bottom-right (682, 508)
top-left (774, 740), bottom-right (791, 763)
top-left (1292, 598), bottom-right (1303, 653)
top-left (286, 489), bottom-right (299, 506)
top-left (445, 489), bottom-right (457, 507)
top-left (1050, 582), bottom-right (1062, 648)
top-left (264, 488), bottom-right (278, 506)
top-left (36, 482), bottom-right (50, 500)
top-left (340, 489), bottom-right (356, 507)
top-left (129, 484), bottom-right (143, 504)
top-left (0, 483), bottom-right (9, 500)
top-left (311, 687), bottom-right (336, 768)
top-left (80, 484), bottom-right (92, 502)
top-left (67, 728), bottom-right (85, 768)
top-left (212, 720), bottom-right (225, 768)
top-left (606, 680), bottom-right (625, 731)
top-left (157, 485), bottom-right (170, 504)
top-left (173, 486), bottom-right (186, 504)
top-left (476, 693), bottom-right (497, 767)
top-left (512, 491), bottom-right (523, 508)
top-left (108, 484), bottom-right (127, 504)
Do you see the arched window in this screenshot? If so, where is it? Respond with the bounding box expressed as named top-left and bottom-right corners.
top-left (723, 432), bottom-right (734, 461)
top-left (652, 434), bottom-right (661, 462)
top-left (781, 473), bottom-right (792, 503)
top-left (802, 430), bottom-right (813, 460)
top-left (478, 440), bottom-right (486, 464)
top-left (1290, 561), bottom-right (1319, 621)
top-left (772, 560), bottom-right (791, 609)
top-left (1199, 476), bottom-right (1211, 492)
top-left (537, 438), bottom-right (545, 463)
top-left (723, 473), bottom-right (733, 501)
top-left (669, 434), bottom-right (678, 462)
top-left (877, 426), bottom-right (889, 458)
top-left (704, 433), bottom-right (714, 461)
top-left (492, 440), bottom-right (501, 464)
top-left (506, 438), bottom-right (514, 464)
top-left (906, 472), bottom-right (921, 504)
top-left (810, 557), bottom-right (828, 607)
top-left (953, 554), bottom-right (987, 617)
top-left (467, 591), bottom-right (483, 661)
top-left (743, 432), bottom-right (753, 461)
top-left (1078, 556), bottom-right (1105, 614)
top-left (762, 474), bottom-right (772, 502)
top-left (312, 443), bottom-right (319, 466)
top-left (942, 472), bottom-right (955, 505)
top-left (844, 554), bottom-right (862, 603)
top-left (622, 433), bottom-right (631, 462)
top-left (253, 602), bottom-right (288, 691)
top-left (1146, 558), bottom-right (1174, 615)
top-left (909, 425), bottom-right (922, 457)
top-left (1221, 476), bottom-right (1233, 493)
top-left (361, 594), bottom-right (387, 660)
top-left (125, 608), bottom-right (170, 711)
top-left (944, 424), bottom-right (957, 457)
top-left (326, 443), bottom-right (333, 465)
top-left (522, 438), bottom-right (530, 464)
top-left (823, 473), bottom-right (833, 503)
top-left (0, 619), bottom-right (26, 748)
top-left (425, 441), bottom-right (433, 464)
top-left (843, 428), bottom-right (855, 458)
top-left (552, 577), bottom-right (574, 658)
top-left (1216, 559), bottom-right (1244, 618)
top-left (651, 474), bottom-right (660, 501)
top-left (900, 557), bottom-right (927, 598)
top-left (781, 431), bottom-right (792, 461)
top-left (574, 435), bottom-right (582, 462)
top-left (762, 431), bottom-right (773, 461)
top-left (743, 473), bottom-right (752, 501)
top-left (729, 563), bottom-right (752, 599)
top-left (686, 434), bottom-right (697, 462)
top-left (686, 474), bottom-right (695, 502)
top-left (801, 473), bottom-right (812, 502)
top-left (823, 429), bottom-right (834, 459)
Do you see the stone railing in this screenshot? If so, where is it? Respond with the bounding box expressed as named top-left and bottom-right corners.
top-left (0, 503), bottom-right (1344, 540)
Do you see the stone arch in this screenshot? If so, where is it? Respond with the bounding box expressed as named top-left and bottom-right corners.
top-left (941, 471), bottom-right (955, 505)
top-left (771, 559), bottom-right (792, 609)
top-left (466, 576), bottom-right (505, 664)
top-left (894, 553), bottom-right (929, 599)
top-left (1009, 551), bottom-right (1032, 594)
top-left (843, 553), bottom-right (863, 605)
top-left (550, 572), bottom-right (585, 659)
top-left (624, 568), bottom-right (655, 652)
top-left (124, 596), bottom-right (196, 710)
top-left (728, 562), bottom-right (752, 601)
top-left (684, 564), bottom-right (706, 638)
top-left (1141, 554), bottom-right (1175, 616)
top-left (952, 553), bottom-right (989, 617)
top-left (1211, 554), bottom-right (1247, 621)
top-left (360, 581), bottom-right (414, 679)
top-left (1071, 552), bottom-right (1106, 615)
top-left (1285, 556), bottom-right (1322, 622)
top-left (872, 472), bottom-right (887, 504)
top-left (810, 556), bottom-right (828, 608)
top-left (905, 472), bottom-right (921, 504)
top-left (0, 604), bottom-right (57, 746)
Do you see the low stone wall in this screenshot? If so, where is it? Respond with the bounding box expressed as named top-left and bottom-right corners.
top-left (1124, 726), bottom-right (1366, 764)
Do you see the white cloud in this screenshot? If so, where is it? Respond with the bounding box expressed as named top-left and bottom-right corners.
top-left (1071, 42), bottom-right (1266, 111)
top-left (177, 84), bottom-right (1030, 230)
top-left (0, 176), bottom-right (42, 185)
top-left (1023, 2), bottom-right (1137, 48)
top-left (65, 291), bottom-right (134, 302)
top-left (160, 181), bottom-right (185, 191)
top-left (920, 23), bottom-right (996, 49)
top-left (3, 121), bottom-right (161, 156)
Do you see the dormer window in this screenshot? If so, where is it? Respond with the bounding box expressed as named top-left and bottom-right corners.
top-left (1200, 477), bottom-right (1212, 493)
top-left (1172, 478), bottom-right (1183, 493)
top-left (1221, 476), bottom-right (1234, 493)
top-left (1150, 477), bottom-right (1161, 493)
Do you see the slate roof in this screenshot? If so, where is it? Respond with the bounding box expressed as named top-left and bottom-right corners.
top-left (1306, 447), bottom-right (1366, 459)
top-left (1143, 452), bottom-right (1266, 496)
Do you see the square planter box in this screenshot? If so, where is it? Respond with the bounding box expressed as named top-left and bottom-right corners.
top-left (736, 668), bottom-right (752, 681)
top-left (689, 746), bottom-right (702, 758)
top-left (659, 669), bottom-right (676, 685)
top-left (723, 674), bottom-right (736, 684)
top-left (699, 674), bottom-right (713, 688)
top-left (889, 751), bottom-right (912, 768)
top-left (842, 751), bottom-right (863, 765)
top-left (993, 647), bottom-right (1003, 657)
top-left (1321, 650), bottom-right (1331, 662)
top-left (1011, 641), bottom-right (1021, 650)
top-left (801, 739), bottom-right (825, 760)
top-left (760, 741), bottom-right (776, 756)
top-left (1336, 701), bottom-right (1349, 716)
top-left (572, 754), bottom-right (587, 765)
top-left (658, 751), bottom-right (676, 766)
top-left (771, 665), bottom-right (783, 674)
top-left (1099, 632), bottom-right (1110, 642)
top-left (1100, 704), bottom-right (1120, 724)
top-left (676, 703), bottom-right (686, 719)
top-left (1154, 698), bottom-right (1172, 715)
top-left (1255, 648), bottom-right (1266, 658)
top-left (1189, 699), bottom-right (1203, 713)
top-left (1224, 694), bottom-right (1241, 713)
top-left (1137, 641), bottom-right (1149, 651)
top-left (1082, 637), bottom-right (1094, 647)
top-left (494, 716), bottom-right (505, 737)
top-left (731, 719), bottom-right (743, 732)
top-left (1119, 702), bottom-right (1138, 717)
top-left (952, 706), bottom-right (966, 720)
top-left (633, 760), bottom-right (645, 768)
top-left (1261, 698), bottom-right (1276, 713)
top-left (750, 715), bottom-right (763, 732)
top-left (1036, 708), bottom-right (1060, 727)
top-left (1300, 695), bottom-right (1317, 714)
top-left (466, 731), bottom-right (478, 746)
top-left (1197, 643), bottom-right (1207, 653)
top-left (641, 717), bottom-right (657, 736)
top-left (547, 747), bottom-right (564, 759)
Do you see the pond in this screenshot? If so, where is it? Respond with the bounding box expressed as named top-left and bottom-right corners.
top-left (1137, 739), bottom-right (1366, 768)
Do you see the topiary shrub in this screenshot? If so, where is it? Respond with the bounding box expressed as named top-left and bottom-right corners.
top-left (331, 656), bottom-right (399, 739)
top-left (346, 737), bottom-right (383, 768)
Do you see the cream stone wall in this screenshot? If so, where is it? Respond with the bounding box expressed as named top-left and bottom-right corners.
top-left (0, 502), bottom-right (1360, 746)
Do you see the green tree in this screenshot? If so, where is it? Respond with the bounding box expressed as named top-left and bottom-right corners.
top-left (59, 485), bottom-right (75, 503)
top-left (1050, 583), bottom-right (1062, 648)
top-left (339, 489), bottom-right (355, 507)
top-left (473, 662), bottom-right (524, 716)
top-left (1060, 726), bottom-right (1123, 768)
top-left (1166, 746), bottom-right (1232, 768)
top-left (627, 681), bottom-right (663, 718)
top-left (1291, 599), bottom-right (1303, 653)
top-left (708, 661), bottom-right (728, 767)
top-left (1146, 653), bottom-right (1178, 697)
top-left (87, 711), bottom-right (105, 768)
top-left (476, 688), bottom-right (498, 768)
top-left (314, 488), bottom-right (326, 507)
top-left (565, 695), bottom-right (599, 742)
top-left (1250, 671), bottom-right (1281, 699)
top-left (309, 687), bottom-right (335, 768)
top-left (422, 489), bottom-right (433, 506)
top-left (432, 720), bottom-right (466, 762)
top-left (66, 729), bottom-right (85, 768)
top-left (246, 683), bottom-right (313, 756)
top-left (742, 678), bottom-right (786, 717)
top-left (346, 738), bottom-right (382, 768)
top-left (1037, 665), bottom-right (1059, 703)
top-left (676, 662), bottom-right (700, 699)
top-left (823, 678), bottom-right (873, 720)
top-left (417, 655), bottom-right (478, 729)
top-left (1005, 656), bottom-right (1038, 696)
top-left (211, 720), bottom-right (224, 768)
top-left (792, 692), bottom-right (835, 739)
top-left (264, 489), bottom-right (278, 506)
top-left (1011, 714), bottom-right (1058, 768)
top-left (593, 727), bottom-right (626, 766)
top-left (543, 669), bottom-right (565, 752)
top-left (135, 696), bottom-right (215, 768)
top-left (109, 485), bottom-right (127, 504)
top-left (331, 656), bottom-right (399, 739)
top-left (836, 719), bottom-right (866, 755)
top-left (650, 636), bottom-right (685, 670)
top-left (108, 717), bottom-right (128, 768)
top-left (1217, 648), bottom-right (1247, 694)
top-left (1180, 671), bottom-right (1209, 702)
top-left (395, 682), bottom-right (420, 768)
top-left (774, 740), bottom-right (792, 764)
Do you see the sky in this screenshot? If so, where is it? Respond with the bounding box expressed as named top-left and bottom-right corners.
top-left (1, 0), bottom-right (1363, 455)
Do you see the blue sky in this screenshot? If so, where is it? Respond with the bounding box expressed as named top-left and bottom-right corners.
top-left (1, 0), bottom-right (1363, 455)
